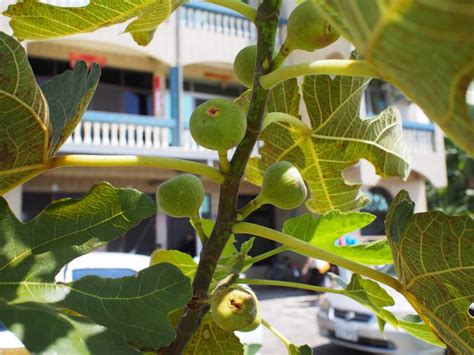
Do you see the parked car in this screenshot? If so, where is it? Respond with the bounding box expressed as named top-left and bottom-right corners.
top-left (1, 252), bottom-right (262, 353)
top-left (317, 265), bottom-right (445, 354)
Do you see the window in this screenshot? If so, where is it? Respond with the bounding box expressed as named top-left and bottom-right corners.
top-left (29, 56), bottom-right (153, 116)
top-left (364, 79), bottom-right (410, 116)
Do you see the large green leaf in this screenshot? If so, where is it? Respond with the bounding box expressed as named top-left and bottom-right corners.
top-left (330, 273), bottom-right (444, 347)
top-left (0, 301), bottom-right (138, 355)
top-left (313, 0), bottom-right (474, 155)
top-left (41, 61), bottom-right (101, 155)
top-left (247, 73), bottom-right (409, 213)
top-left (385, 190), bottom-right (474, 353)
top-left (151, 249), bottom-right (197, 279)
top-left (282, 211), bottom-right (392, 265)
top-left (332, 274), bottom-right (397, 328)
top-left (235, 79), bottom-right (300, 116)
top-left (0, 182), bottom-right (156, 301)
top-left (0, 32), bottom-right (100, 195)
top-left (4, 0), bottom-right (185, 46)
top-left (0, 183), bottom-right (193, 349)
top-left (59, 263), bottom-right (192, 349)
top-left (184, 321), bottom-right (243, 355)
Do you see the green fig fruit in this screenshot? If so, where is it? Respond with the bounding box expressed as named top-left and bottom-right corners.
top-left (234, 45), bottom-right (257, 88)
top-left (190, 98), bottom-right (247, 151)
top-left (156, 174), bottom-right (204, 218)
top-left (286, 2), bottom-right (340, 52)
top-left (210, 286), bottom-right (261, 332)
top-left (257, 161), bottom-right (307, 210)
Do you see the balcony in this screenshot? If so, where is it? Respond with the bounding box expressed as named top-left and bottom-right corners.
top-left (62, 111), bottom-right (440, 162)
top-left (7, 0), bottom-right (286, 67)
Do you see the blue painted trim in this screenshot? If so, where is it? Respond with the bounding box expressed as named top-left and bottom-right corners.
top-left (170, 67), bottom-right (181, 145)
top-left (83, 111), bottom-right (177, 129)
top-left (184, 1), bottom-right (287, 24)
top-left (402, 120), bottom-right (435, 132)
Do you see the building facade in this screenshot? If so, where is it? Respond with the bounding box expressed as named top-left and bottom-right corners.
top-left (0, 1), bottom-right (447, 269)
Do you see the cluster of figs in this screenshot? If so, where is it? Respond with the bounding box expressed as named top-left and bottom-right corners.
top-left (156, 2), bottom-right (339, 332)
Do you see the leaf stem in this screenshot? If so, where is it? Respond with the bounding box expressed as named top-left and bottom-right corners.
top-left (237, 278), bottom-right (342, 295)
top-left (260, 60), bottom-right (380, 89)
top-left (261, 319), bottom-right (291, 349)
top-left (47, 154), bottom-right (224, 183)
top-left (205, 0), bottom-right (257, 23)
top-left (236, 198), bottom-right (262, 221)
top-left (262, 112), bottom-right (311, 134)
top-left (218, 150), bottom-right (230, 173)
top-left (244, 245), bottom-right (289, 266)
top-left (190, 217), bottom-right (208, 243)
top-left (233, 222), bottom-right (404, 294)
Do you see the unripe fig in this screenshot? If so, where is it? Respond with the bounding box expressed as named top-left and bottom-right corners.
top-left (257, 161), bottom-right (307, 210)
top-left (156, 174), bottom-right (204, 218)
top-left (190, 98), bottom-right (247, 151)
top-left (234, 45), bottom-right (257, 88)
top-left (210, 286), bottom-right (261, 332)
top-left (286, 2), bottom-right (340, 52)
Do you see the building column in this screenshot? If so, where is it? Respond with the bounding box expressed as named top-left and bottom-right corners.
top-left (3, 186), bottom-right (23, 221)
top-left (169, 66), bottom-right (183, 146)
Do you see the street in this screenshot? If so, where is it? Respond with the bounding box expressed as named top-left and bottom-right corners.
top-left (255, 287), bottom-right (368, 355)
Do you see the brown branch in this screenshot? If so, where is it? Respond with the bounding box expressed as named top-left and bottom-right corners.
top-left (163, 1), bottom-right (282, 353)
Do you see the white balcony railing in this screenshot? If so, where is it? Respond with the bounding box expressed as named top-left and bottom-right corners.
top-left (62, 111), bottom-right (438, 163)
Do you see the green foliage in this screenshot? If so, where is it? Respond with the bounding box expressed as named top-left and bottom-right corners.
top-left (427, 138), bottom-right (474, 215)
top-left (0, 33), bottom-right (100, 195)
top-left (0, 184), bottom-right (192, 352)
top-left (0, 183), bottom-right (156, 302)
top-left (0, 1), bottom-right (472, 353)
top-left (288, 344), bottom-right (312, 355)
top-left (184, 321), bottom-right (244, 355)
top-left (0, 301), bottom-right (139, 354)
top-left (331, 274), bottom-right (445, 348)
top-left (312, 0), bottom-right (474, 155)
top-left (385, 190), bottom-right (474, 353)
top-left (282, 211), bottom-right (393, 265)
top-left (151, 249), bottom-right (198, 279)
top-left (4, 0), bottom-right (184, 46)
top-left (247, 70), bottom-right (409, 214)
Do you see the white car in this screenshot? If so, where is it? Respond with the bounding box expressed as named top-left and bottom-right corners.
top-left (1, 252), bottom-right (262, 352)
top-left (317, 265), bottom-right (445, 354)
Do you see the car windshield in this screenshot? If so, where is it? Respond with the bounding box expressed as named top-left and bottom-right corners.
top-left (72, 268), bottom-right (136, 281)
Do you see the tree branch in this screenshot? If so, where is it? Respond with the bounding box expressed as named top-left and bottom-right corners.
top-left (233, 222), bottom-right (405, 294)
top-left (163, 1), bottom-right (282, 353)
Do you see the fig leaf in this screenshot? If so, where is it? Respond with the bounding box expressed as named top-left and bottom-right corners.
top-left (4, 0), bottom-right (185, 46)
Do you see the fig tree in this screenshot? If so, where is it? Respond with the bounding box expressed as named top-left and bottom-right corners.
top-left (156, 174), bottom-right (204, 218)
top-left (257, 161), bottom-right (307, 210)
top-left (210, 286), bottom-right (261, 331)
top-left (233, 45), bottom-right (257, 88)
top-left (190, 98), bottom-right (247, 151)
top-left (286, 2), bottom-right (340, 52)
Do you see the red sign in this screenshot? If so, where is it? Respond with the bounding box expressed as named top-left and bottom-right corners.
top-left (69, 52), bottom-right (107, 69)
